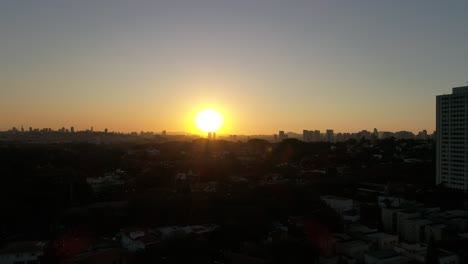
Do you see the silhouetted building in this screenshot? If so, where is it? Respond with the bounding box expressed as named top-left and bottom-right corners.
top-left (371, 128), bottom-right (378, 143)
top-left (436, 85), bottom-right (468, 190)
top-left (162, 130), bottom-right (166, 136)
top-left (417, 130), bottom-right (428, 140)
top-left (279, 131), bottom-right (287, 140)
top-left (303, 130), bottom-right (309, 142)
top-left (314, 130), bottom-right (321, 142)
top-left (326, 129), bottom-right (334, 143)
top-left (208, 132), bottom-right (212, 140)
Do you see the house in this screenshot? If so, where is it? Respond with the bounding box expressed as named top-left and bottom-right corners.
top-left (0, 241), bottom-right (47, 264)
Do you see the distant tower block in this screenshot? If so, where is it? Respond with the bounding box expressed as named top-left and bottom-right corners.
top-left (326, 129), bottom-right (334, 143)
top-left (70, 126), bottom-right (75, 133)
top-left (104, 128), bottom-right (108, 133)
top-left (279, 131), bottom-right (286, 140)
top-left (162, 130), bottom-right (166, 136)
top-left (208, 132), bottom-right (212, 139)
top-left (213, 132), bottom-right (216, 140)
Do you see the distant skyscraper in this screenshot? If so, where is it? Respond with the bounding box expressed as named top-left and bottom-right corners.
top-left (371, 128), bottom-right (378, 143)
top-left (417, 130), bottom-right (428, 140)
top-left (70, 126), bottom-right (74, 133)
top-left (208, 132), bottom-right (212, 139)
top-left (436, 85), bottom-right (468, 190)
top-left (314, 130), bottom-right (321, 142)
top-left (278, 131), bottom-right (288, 141)
top-left (213, 132), bottom-right (216, 140)
top-left (303, 130), bottom-right (310, 142)
top-left (326, 129), bottom-right (334, 143)
top-left (162, 130), bottom-right (166, 136)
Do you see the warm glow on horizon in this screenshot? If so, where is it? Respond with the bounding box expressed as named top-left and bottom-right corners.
top-left (195, 109), bottom-right (224, 133)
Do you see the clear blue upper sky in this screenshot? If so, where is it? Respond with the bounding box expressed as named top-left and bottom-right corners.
top-left (1, 0), bottom-right (467, 134)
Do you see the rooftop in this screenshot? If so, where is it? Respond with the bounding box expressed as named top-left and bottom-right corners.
top-left (321, 195), bottom-right (352, 201)
top-left (365, 232), bottom-right (395, 239)
top-left (339, 240), bottom-right (368, 248)
top-left (453, 85), bottom-right (468, 94)
top-left (366, 249), bottom-right (399, 259)
top-left (0, 241), bottom-right (47, 255)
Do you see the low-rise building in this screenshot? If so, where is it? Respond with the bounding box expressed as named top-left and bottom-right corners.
top-left (364, 233), bottom-right (398, 250)
top-left (425, 223), bottom-right (446, 242)
top-left (400, 218), bottom-right (432, 243)
top-left (321, 195), bottom-right (360, 222)
top-left (396, 210), bottom-right (421, 238)
top-left (321, 195), bottom-right (354, 215)
top-left (381, 207), bottom-right (402, 234)
top-left (336, 240), bottom-right (369, 262)
top-left (0, 241), bottom-right (47, 264)
top-left (120, 228), bottom-right (160, 252)
top-left (364, 250), bottom-right (404, 264)
top-left (394, 243), bottom-right (459, 264)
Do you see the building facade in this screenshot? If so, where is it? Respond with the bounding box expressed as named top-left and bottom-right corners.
top-left (436, 86), bottom-right (468, 190)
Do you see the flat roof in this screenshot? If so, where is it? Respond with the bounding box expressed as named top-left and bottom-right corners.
top-left (365, 232), bottom-right (396, 238)
top-left (0, 241), bottom-right (47, 255)
top-left (453, 86), bottom-right (468, 94)
top-left (321, 195), bottom-right (352, 201)
top-left (367, 250), bottom-right (399, 259)
top-left (339, 240), bottom-right (368, 247)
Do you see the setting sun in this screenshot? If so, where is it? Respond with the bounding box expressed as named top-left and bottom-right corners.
top-left (195, 109), bottom-right (224, 133)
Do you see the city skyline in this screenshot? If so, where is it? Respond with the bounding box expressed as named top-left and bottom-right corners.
top-left (2, 124), bottom-right (432, 136)
top-left (2, 1), bottom-right (468, 134)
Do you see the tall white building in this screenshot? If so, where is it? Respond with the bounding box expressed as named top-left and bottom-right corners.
top-left (436, 86), bottom-right (468, 190)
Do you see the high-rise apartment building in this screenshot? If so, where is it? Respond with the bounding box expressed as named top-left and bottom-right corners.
top-left (279, 131), bottom-right (288, 141)
top-left (436, 86), bottom-right (468, 190)
top-left (326, 129), bottom-right (334, 143)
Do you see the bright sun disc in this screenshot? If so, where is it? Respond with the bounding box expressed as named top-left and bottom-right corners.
top-left (195, 109), bottom-right (224, 132)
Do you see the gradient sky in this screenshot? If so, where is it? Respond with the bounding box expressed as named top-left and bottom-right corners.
top-left (2, 0), bottom-right (468, 134)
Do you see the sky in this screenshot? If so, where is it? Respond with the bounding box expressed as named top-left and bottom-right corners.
top-left (1, 0), bottom-right (468, 134)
